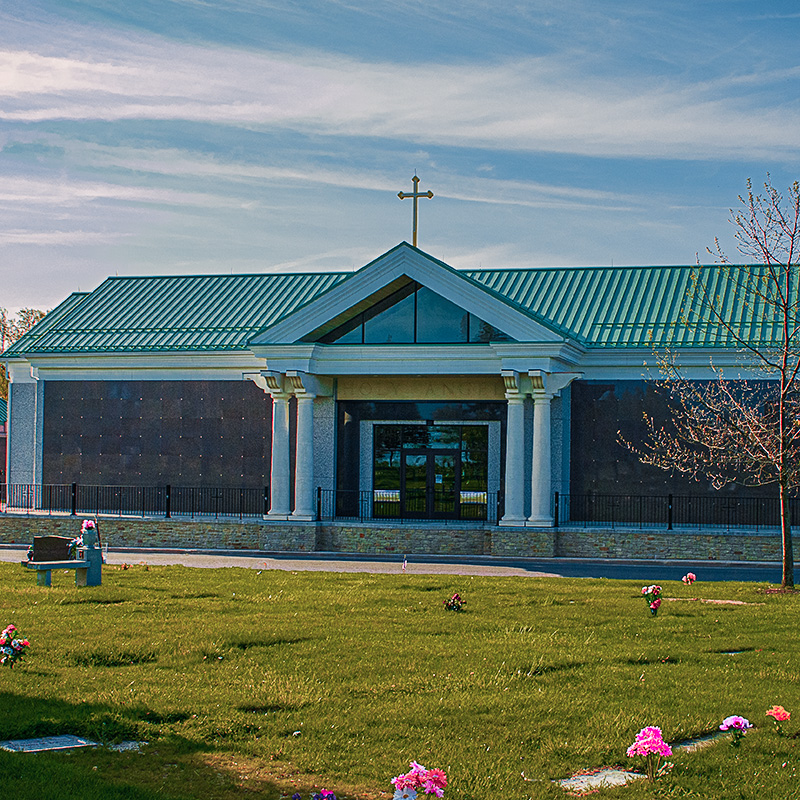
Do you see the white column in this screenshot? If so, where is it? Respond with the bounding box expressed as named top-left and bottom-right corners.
top-left (291, 393), bottom-right (316, 520)
top-left (268, 391), bottom-right (292, 518)
top-left (526, 371), bottom-right (582, 527)
top-left (262, 371), bottom-right (293, 519)
top-left (500, 371), bottom-right (526, 526)
top-left (528, 392), bottom-right (553, 526)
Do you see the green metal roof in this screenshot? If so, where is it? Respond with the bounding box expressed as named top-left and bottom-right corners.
top-left (4, 272), bottom-right (349, 355)
top-left (465, 263), bottom-right (793, 348)
top-left (3, 246), bottom-right (789, 356)
top-left (2, 292), bottom-right (89, 358)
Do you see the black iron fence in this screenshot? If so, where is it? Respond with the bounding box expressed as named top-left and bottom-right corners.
top-left (316, 488), bottom-right (502, 524)
top-left (554, 492), bottom-right (799, 531)
top-left (4, 482), bottom-right (794, 530)
top-left (1, 483), bottom-right (270, 521)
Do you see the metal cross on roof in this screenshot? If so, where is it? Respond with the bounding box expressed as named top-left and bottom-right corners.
top-left (397, 175), bottom-right (433, 248)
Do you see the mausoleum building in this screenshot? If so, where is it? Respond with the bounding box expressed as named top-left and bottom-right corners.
top-left (3, 242), bottom-right (772, 534)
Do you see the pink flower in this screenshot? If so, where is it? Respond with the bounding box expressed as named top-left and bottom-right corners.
top-left (766, 706), bottom-right (790, 722)
top-left (650, 598), bottom-right (662, 610)
top-left (720, 715), bottom-right (751, 731)
top-left (392, 763), bottom-right (447, 797)
top-left (426, 769), bottom-right (446, 786)
top-left (626, 726), bottom-right (673, 758)
top-left (682, 572), bottom-right (697, 585)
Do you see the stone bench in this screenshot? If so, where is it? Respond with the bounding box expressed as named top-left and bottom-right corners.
top-left (22, 533), bottom-right (102, 587)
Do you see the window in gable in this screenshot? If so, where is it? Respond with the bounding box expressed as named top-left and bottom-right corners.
top-left (317, 282), bottom-right (513, 344)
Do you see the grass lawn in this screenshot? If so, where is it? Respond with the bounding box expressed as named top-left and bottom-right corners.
top-left (0, 561), bottom-right (798, 799)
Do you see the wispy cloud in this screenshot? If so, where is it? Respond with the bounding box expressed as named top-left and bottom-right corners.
top-left (0, 173), bottom-right (255, 210)
top-left (74, 143), bottom-right (636, 210)
top-left (0, 230), bottom-right (124, 246)
top-left (2, 30), bottom-right (799, 161)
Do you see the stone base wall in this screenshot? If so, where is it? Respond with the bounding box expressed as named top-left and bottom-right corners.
top-left (556, 528), bottom-right (799, 562)
top-left (316, 523), bottom-right (492, 555)
top-left (0, 516), bottom-right (315, 552)
top-left (489, 527), bottom-right (556, 557)
top-left (0, 515), bottom-right (795, 563)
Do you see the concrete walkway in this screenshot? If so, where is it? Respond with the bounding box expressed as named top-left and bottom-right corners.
top-left (0, 544), bottom-right (785, 581)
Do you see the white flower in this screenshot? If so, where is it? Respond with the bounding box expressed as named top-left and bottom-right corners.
top-left (394, 789), bottom-right (417, 800)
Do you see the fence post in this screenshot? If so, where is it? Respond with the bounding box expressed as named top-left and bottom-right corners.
top-left (165, 484), bottom-right (171, 519)
top-left (553, 492), bottom-right (559, 528)
top-left (71, 483), bottom-right (77, 516)
top-left (316, 486), bottom-right (322, 521)
top-left (667, 494), bottom-right (673, 530)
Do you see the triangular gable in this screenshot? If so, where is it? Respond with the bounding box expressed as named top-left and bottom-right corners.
top-left (249, 243), bottom-right (567, 345)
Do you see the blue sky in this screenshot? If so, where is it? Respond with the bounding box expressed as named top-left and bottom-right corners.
top-left (2, 1), bottom-right (800, 312)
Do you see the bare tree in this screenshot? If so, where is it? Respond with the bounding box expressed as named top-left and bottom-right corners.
top-left (623, 177), bottom-right (800, 588)
top-left (0, 307), bottom-right (46, 401)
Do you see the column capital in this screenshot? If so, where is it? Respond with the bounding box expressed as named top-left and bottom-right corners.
top-left (501, 369), bottom-right (522, 397)
top-left (528, 370), bottom-right (582, 397)
top-left (245, 370), bottom-right (290, 396)
top-left (285, 370), bottom-right (318, 398)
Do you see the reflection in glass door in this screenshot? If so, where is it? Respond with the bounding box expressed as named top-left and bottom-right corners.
top-left (401, 450), bottom-right (459, 518)
top-left (432, 452), bottom-right (457, 515)
top-left (373, 423), bottom-right (488, 520)
top-left (402, 453), bottom-right (428, 516)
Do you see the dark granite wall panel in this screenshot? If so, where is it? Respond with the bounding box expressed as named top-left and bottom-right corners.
top-left (42, 380), bottom-right (273, 487)
top-left (570, 380), bottom-right (774, 497)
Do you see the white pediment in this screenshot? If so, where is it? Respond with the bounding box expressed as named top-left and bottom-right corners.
top-left (249, 243), bottom-right (567, 345)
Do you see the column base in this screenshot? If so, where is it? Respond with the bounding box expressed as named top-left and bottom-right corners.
top-left (265, 512), bottom-right (291, 521)
top-left (526, 516), bottom-right (554, 528)
top-left (499, 515), bottom-right (528, 527)
top-left (289, 512), bottom-right (315, 521)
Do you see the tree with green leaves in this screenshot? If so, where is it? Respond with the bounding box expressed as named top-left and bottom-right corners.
top-left (623, 177), bottom-right (799, 588)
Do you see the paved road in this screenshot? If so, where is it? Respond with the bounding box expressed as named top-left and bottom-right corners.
top-left (0, 545), bottom-right (785, 582)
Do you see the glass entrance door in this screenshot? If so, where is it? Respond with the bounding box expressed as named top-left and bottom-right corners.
top-left (402, 452), bottom-right (427, 516)
top-left (373, 423), bottom-right (489, 520)
top-left (401, 449), bottom-right (460, 518)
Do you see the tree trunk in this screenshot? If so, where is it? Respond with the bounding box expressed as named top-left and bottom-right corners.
top-left (779, 480), bottom-right (795, 589)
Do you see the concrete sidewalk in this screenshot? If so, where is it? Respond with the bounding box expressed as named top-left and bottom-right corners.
top-left (0, 544), bottom-right (785, 581)
top-left (0, 545), bottom-right (556, 577)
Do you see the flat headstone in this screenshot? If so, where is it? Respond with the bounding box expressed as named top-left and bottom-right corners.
top-left (0, 735), bottom-right (98, 752)
top-left (556, 767), bottom-right (644, 793)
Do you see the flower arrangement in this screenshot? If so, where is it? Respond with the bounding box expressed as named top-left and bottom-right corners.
top-left (0, 624), bottom-right (30, 668)
top-left (68, 536), bottom-right (83, 559)
top-left (766, 705), bottom-right (790, 735)
top-left (681, 572), bottom-right (697, 585)
top-left (626, 726), bottom-right (672, 783)
top-left (641, 585), bottom-right (662, 616)
top-left (720, 715), bottom-right (752, 746)
top-left (443, 593), bottom-right (465, 612)
top-left (292, 792), bottom-right (337, 800)
top-left (392, 761), bottom-right (448, 799)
